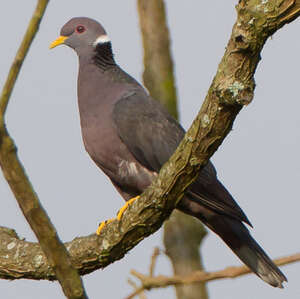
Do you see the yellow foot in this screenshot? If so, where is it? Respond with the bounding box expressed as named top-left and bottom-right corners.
top-left (117, 196), bottom-right (140, 221)
top-left (96, 196), bottom-right (140, 235)
top-left (96, 218), bottom-right (114, 235)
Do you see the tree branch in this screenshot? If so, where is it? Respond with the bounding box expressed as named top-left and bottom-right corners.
top-left (0, 0), bottom-right (299, 284)
top-left (0, 1), bottom-right (87, 298)
top-left (0, 0), bottom-right (46, 115)
top-left (126, 253), bottom-right (300, 298)
top-left (137, 0), bottom-right (178, 119)
top-left (137, 1), bottom-right (208, 298)
top-left (164, 212), bottom-right (208, 299)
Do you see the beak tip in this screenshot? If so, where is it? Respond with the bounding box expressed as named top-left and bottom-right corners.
top-left (49, 36), bottom-right (67, 50)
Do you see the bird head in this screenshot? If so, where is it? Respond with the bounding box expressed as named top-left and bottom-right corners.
top-left (50, 17), bottom-right (110, 55)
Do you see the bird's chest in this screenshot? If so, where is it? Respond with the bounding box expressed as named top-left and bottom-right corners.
top-left (80, 108), bottom-right (123, 170)
top-left (80, 112), bottom-right (154, 191)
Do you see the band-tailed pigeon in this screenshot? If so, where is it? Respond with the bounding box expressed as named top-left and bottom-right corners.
top-left (50, 17), bottom-right (286, 288)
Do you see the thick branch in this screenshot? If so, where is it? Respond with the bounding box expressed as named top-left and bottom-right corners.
top-left (1, 227), bottom-right (299, 288)
top-left (164, 212), bottom-right (208, 299)
top-left (0, 0), bottom-right (299, 282)
top-left (0, 1), bottom-right (87, 298)
top-left (137, 0), bottom-right (178, 119)
top-left (137, 1), bottom-right (208, 298)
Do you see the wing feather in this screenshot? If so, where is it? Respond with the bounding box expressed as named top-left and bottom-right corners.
top-left (113, 91), bottom-right (251, 224)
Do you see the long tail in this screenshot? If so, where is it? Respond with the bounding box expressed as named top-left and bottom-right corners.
top-left (205, 215), bottom-right (287, 287)
top-left (178, 199), bottom-right (287, 287)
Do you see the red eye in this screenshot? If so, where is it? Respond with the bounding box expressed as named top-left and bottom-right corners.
top-left (76, 25), bottom-right (85, 33)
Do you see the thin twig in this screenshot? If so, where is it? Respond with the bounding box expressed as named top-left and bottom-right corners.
top-left (149, 247), bottom-right (160, 277)
top-left (0, 1), bottom-right (87, 298)
top-left (126, 253), bottom-right (300, 298)
top-left (126, 248), bottom-right (159, 299)
top-left (0, 0), bottom-right (46, 115)
top-left (125, 286), bottom-right (146, 299)
top-left (127, 279), bottom-right (148, 299)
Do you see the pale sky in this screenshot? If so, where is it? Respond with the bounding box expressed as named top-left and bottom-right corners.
top-left (0, 1), bottom-right (299, 298)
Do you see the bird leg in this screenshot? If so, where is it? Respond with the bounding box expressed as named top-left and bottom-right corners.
top-left (96, 196), bottom-right (140, 235)
top-left (117, 195), bottom-right (140, 220)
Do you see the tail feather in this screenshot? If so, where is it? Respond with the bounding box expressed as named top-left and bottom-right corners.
top-left (237, 244), bottom-right (286, 287)
top-left (203, 214), bottom-right (287, 287)
top-left (178, 198), bottom-right (287, 287)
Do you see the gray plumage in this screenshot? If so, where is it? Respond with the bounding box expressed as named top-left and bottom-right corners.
top-left (51, 17), bottom-right (287, 288)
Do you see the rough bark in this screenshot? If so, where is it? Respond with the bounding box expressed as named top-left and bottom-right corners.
top-left (0, 0), bottom-right (299, 284)
top-left (137, 1), bottom-right (209, 298)
top-left (0, 1), bottom-right (88, 298)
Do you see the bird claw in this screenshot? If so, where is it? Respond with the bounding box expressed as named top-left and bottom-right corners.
top-left (117, 196), bottom-right (140, 221)
top-left (96, 196), bottom-right (140, 235)
top-left (96, 218), bottom-right (114, 235)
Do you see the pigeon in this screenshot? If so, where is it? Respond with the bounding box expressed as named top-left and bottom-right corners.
top-left (50, 17), bottom-right (287, 288)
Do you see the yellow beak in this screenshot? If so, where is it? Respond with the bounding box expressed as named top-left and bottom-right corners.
top-left (49, 36), bottom-right (68, 49)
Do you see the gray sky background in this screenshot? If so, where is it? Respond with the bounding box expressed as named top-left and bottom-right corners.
top-left (0, 1), bottom-right (299, 298)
